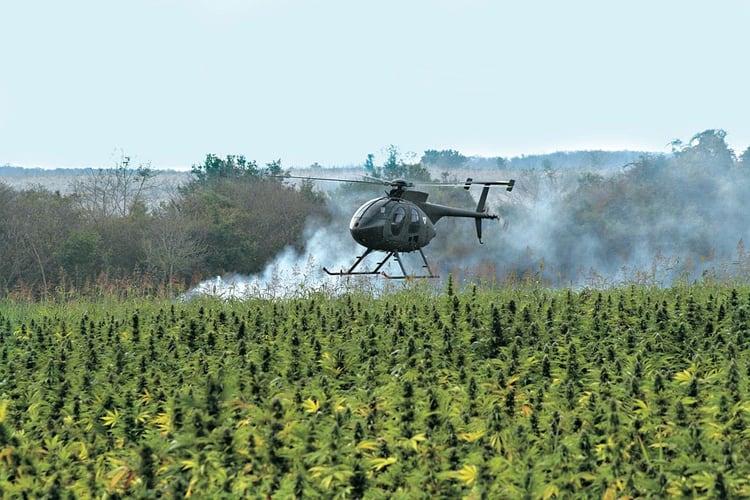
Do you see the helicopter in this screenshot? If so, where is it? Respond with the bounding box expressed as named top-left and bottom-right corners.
top-left (281, 175), bottom-right (515, 279)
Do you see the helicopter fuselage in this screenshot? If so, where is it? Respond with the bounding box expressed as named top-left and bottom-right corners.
top-left (349, 197), bottom-right (437, 252)
top-left (349, 188), bottom-right (498, 253)
top-left (278, 174), bottom-right (514, 279)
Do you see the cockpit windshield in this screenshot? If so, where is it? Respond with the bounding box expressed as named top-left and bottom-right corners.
top-left (352, 198), bottom-right (381, 220)
top-left (350, 198), bottom-right (385, 229)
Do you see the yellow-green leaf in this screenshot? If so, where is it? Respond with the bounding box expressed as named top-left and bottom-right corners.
top-left (101, 409), bottom-right (120, 428)
top-left (139, 389), bottom-right (153, 405)
top-left (153, 412), bottom-right (172, 435)
top-left (543, 484), bottom-right (560, 499)
top-left (185, 476), bottom-right (198, 498)
top-left (108, 466), bottom-right (132, 491)
top-left (181, 459), bottom-right (198, 471)
top-left (458, 430), bottom-right (485, 443)
top-left (674, 367), bottom-right (695, 384)
top-left (0, 447), bottom-right (14, 466)
top-left (401, 433), bottom-right (427, 450)
top-left (456, 464), bottom-right (478, 486)
top-left (333, 397), bottom-right (347, 413)
top-left (302, 398), bottom-right (320, 414)
top-left (369, 456), bottom-right (397, 471)
top-left (76, 441), bottom-right (89, 461)
top-left (356, 440), bottom-right (379, 452)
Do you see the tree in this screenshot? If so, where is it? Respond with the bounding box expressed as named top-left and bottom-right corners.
top-left (58, 229), bottom-right (102, 287)
top-left (180, 155), bottom-right (328, 275)
top-left (190, 154), bottom-right (259, 184)
top-left (0, 187), bottom-right (80, 296)
top-left (0, 183), bottom-right (20, 292)
top-left (72, 154), bottom-right (156, 221)
top-left (364, 154), bottom-right (376, 176)
top-left (378, 145), bottom-right (431, 181)
top-left (739, 147), bottom-right (750, 168)
top-left (420, 149), bottom-right (468, 169)
top-left (93, 212), bottom-right (149, 276)
top-left (143, 202), bottom-right (206, 284)
top-left (265, 159), bottom-right (283, 177)
top-left (382, 145), bottom-right (402, 179)
top-left (674, 129), bottom-right (735, 173)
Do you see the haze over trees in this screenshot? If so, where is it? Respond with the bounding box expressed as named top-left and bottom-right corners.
top-left (498, 129), bottom-right (750, 284)
top-left (1, 129), bottom-right (749, 298)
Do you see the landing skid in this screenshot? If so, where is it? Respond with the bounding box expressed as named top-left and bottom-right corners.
top-left (323, 248), bottom-right (438, 279)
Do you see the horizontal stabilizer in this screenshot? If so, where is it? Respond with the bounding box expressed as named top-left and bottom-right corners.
top-left (463, 177), bottom-right (515, 192)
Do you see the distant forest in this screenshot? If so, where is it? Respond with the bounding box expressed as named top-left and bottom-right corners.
top-left (1, 129), bottom-right (749, 298)
top-left (0, 155), bottom-right (327, 298)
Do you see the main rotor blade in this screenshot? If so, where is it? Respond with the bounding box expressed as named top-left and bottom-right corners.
top-left (362, 175), bottom-right (413, 188)
top-left (272, 174), bottom-right (387, 186)
top-left (277, 174), bottom-right (416, 189)
top-left (275, 174), bottom-right (514, 191)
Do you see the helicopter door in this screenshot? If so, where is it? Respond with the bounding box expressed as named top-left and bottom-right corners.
top-left (390, 205), bottom-right (406, 236)
top-left (408, 208), bottom-right (421, 234)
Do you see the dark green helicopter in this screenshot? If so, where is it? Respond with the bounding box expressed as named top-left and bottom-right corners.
top-left (282, 175), bottom-right (515, 279)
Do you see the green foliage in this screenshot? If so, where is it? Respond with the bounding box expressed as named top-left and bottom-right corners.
top-left (58, 229), bottom-right (103, 283)
top-left (180, 171), bottom-right (328, 276)
top-left (366, 145), bottom-right (431, 182)
top-left (739, 146), bottom-right (750, 167)
top-left (0, 153), bottom-right (329, 297)
top-left (1, 282), bottom-right (749, 497)
top-left (189, 154), bottom-right (260, 184)
top-left (0, 186), bottom-right (81, 295)
top-left (420, 149), bottom-right (468, 169)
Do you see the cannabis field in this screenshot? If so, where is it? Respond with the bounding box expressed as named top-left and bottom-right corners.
top-left (1, 281), bottom-right (749, 498)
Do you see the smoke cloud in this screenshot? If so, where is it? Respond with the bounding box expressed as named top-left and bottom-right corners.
top-left (184, 184), bottom-right (403, 299)
top-left (187, 133), bottom-right (750, 297)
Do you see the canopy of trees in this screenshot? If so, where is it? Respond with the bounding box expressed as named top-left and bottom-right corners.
top-left (501, 129), bottom-right (750, 283)
top-left (0, 154), bottom-right (327, 298)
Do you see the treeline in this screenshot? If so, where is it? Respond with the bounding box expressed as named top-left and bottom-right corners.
top-left (500, 129), bottom-right (750, 284)
top-left (3, 131), bottom-right (750, 297)
top-left (0, 155), bottom-right (327, 298)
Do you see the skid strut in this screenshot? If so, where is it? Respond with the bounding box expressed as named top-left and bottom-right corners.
top-left (324, 248), bottom-right (438, 279)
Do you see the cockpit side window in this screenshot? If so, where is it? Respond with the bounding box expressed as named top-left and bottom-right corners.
top-left (409, 208), bottom-right (421, 233)
top-left (391, 206), bottom-right (406, 235)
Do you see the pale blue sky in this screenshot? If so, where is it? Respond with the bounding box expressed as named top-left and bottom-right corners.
top-left (2, 0), bottom-right (748, 169)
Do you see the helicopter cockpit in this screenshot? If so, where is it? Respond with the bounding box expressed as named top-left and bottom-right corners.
top-left (349, 198), bottom-right (384, 230)
top-left (390, 205), bottom-right (406, 235)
